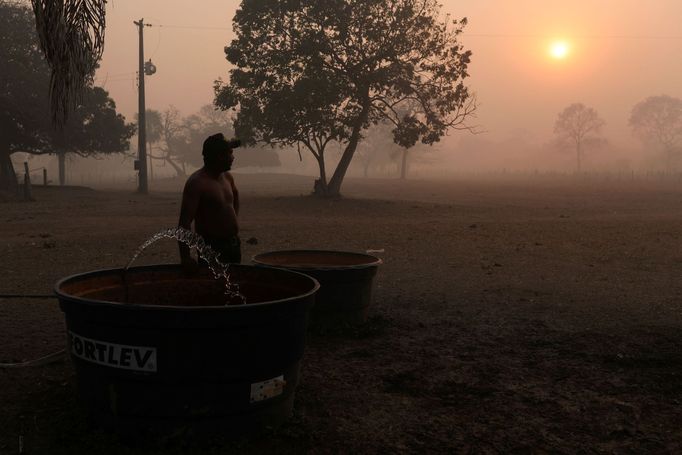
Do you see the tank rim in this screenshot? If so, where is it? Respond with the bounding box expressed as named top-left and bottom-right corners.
top-left (252, 249), bottom-right (383, 271)
top-left (54, 263), bottom-right (320, 310)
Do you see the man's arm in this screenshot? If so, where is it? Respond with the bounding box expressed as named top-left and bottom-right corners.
top-left (178, 178), bottom-right (200, 266)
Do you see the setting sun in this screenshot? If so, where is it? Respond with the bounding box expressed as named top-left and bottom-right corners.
top-left (549, 41), bottom-right (570, 59)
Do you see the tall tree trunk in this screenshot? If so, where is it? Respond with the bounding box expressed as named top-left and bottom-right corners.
top-left (327, 97), bottom-right (371, 197)
top-left (0, 149), bottom-right (18, 192)
top-left (576, 142), bottom-right (582, 173)
top-left (313, 153), bottom-right (328, 195)
top-left (400, 148), bottom-right (409, 179)
top-left (58, 151), bottom-right (66, 185)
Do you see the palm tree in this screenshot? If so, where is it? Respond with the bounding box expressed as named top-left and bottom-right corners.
top-left (31, 0), bottom-right (107, 127)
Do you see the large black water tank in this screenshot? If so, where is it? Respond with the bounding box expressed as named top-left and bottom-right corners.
top-left (252, 250), bottom-right (382, 327)
top-left (55, 264), bottom-right (319, 433)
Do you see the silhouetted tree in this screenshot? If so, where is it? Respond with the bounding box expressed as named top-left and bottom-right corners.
top-left (31, 0), bottom-right (106, 126)
top-left (216, 0), bottom-right (475, 197)
top-left (391, 99), bottom-right (426, 179)
top-left (157, 106), bottom-right (189, 178)
top-left (554, 103), bottom-right (605, 173)
top-left (0, 1), bottom-right (51, 191)
top-left (629, 95), bottom-right (682, 171)
top-left (50, 87), bottom-right (135, 185)
top-left (353, 122), bottom-right (397, 177)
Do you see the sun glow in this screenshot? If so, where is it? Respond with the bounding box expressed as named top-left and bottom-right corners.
top-left (549, 41), bottom-right (570, 59)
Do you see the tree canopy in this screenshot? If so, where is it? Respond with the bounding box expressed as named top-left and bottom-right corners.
top-left (554, 103), bottom-right (606, 173)
top-left (50, 86), bottom-right (135, 185)
top-left (31, 0), bottom-right (106, 126)
top-left (52, 87), bottom-right (135, 158)
top-left (629, 95), bottom-right (682, 171)
top-left (216, 0), bottom-right (475, 196)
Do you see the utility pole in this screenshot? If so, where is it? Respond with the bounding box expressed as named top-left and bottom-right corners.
top-left (134, 18), bottom-right (151, 194)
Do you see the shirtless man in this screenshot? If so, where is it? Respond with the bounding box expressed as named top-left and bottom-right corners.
top-left (178, 133), bottom-right (241, 272)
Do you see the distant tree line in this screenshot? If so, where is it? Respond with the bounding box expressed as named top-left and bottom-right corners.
top-left (554, 97), bottom-right (682, 173)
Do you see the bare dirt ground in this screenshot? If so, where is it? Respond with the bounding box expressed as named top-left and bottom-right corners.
top-left (1, 173), bottom-right (681, 454)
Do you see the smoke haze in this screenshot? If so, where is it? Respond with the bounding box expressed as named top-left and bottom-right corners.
top-left (65, 1), bottom-right (682, 176)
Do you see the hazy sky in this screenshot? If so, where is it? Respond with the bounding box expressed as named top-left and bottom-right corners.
top-left (96, 0), bottom-right (682, 146)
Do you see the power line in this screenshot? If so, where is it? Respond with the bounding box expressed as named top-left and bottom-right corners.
top-left (142, 16), bottom-right (163, 58)
top-left (103, 71), bottom-right (136, 77)
top-left (150, 23), bottom-right (162, 58)
top-left (154, 24), bottom-right (231, 30)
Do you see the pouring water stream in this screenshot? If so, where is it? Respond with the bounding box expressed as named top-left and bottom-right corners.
top-left (123, 227), bottom-right (246, 305)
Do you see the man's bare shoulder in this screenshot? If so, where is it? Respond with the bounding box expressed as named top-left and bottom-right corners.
top-left (183, 169), bottom-right (208, 195)
top-left (223, 171), bottom-right (235, 183)
top-left (184, 168), bottom-right (210, 190)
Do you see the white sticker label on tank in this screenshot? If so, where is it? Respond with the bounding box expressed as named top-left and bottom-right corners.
top-left (250, 375), bottom-right (286, 403)
top-left (68, 331), bottom-right (157, 372)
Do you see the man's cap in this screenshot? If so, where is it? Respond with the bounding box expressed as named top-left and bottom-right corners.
top-left (202, 133), bottom-right (232, 157)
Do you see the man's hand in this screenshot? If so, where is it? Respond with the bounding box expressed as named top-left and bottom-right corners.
top-left (181, 256), bottom-right (199, 276)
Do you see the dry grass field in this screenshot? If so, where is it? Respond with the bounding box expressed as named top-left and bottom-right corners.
top-left (1, 173), bottom-right (681, 453)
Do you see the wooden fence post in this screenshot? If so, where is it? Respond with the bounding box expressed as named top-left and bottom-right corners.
top-left (23, 162), bottom-right (34, 201)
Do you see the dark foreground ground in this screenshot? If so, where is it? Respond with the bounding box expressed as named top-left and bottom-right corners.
top-left (1, 174), bottom-right (681, 454)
